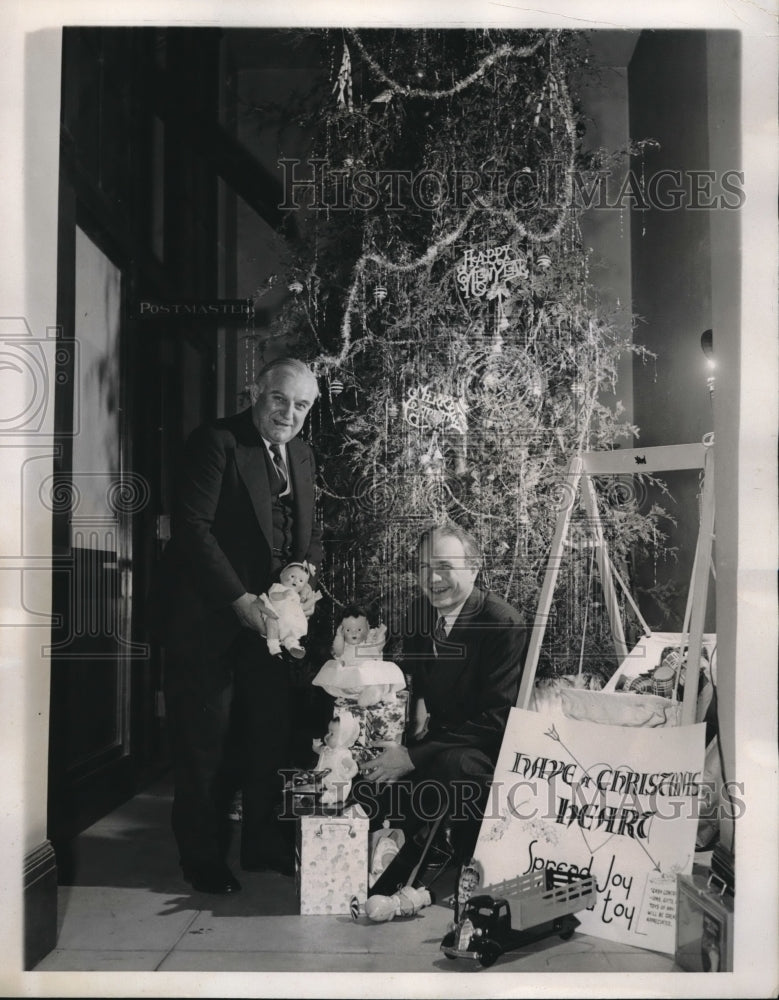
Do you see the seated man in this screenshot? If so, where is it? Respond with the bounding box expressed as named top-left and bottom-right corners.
top-left (361, 523), bottom-right (528, 895)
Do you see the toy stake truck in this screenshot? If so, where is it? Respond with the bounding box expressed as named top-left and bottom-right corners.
top-left (441, 869), bottom-right (596, 968)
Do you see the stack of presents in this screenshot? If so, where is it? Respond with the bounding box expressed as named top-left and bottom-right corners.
top-left (284, 610), bottom-right (409, 916)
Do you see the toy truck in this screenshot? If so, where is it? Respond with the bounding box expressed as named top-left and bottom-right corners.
top-left (440, 869), bottom-right (596, 968)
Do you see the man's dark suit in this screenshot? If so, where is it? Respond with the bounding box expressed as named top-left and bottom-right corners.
top-left (403, 585), bottom-right (528, 779)
top-left (156, 406), bottom-right (322, 870)
top-left (366, 585), bottom-right (528, 893)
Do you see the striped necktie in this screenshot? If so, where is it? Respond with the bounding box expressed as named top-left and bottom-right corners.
top-left (433, 615), bottom-right (447, 656)
top-left (270, 443), bottom-right (288, 493)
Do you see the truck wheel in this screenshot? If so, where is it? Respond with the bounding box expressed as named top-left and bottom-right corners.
top-left (557, 919), bottom-right (575, 942)
top-left (477, 942), bottom-right (501, 968)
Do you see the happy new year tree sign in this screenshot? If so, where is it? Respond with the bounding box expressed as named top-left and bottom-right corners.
top-left (474, 708), bottom-right (706, 954)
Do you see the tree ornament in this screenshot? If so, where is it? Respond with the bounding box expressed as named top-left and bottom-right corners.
top-left (332, 41), bottom-right (354, 111)
top-left (329, 377), bottom-right (345, 397)
top-left (403, 384), bottom-right (468, 435)
top-left (374, 284), bottom-right (388, 304)
top-left (536, 254), bottom-right (552, 271)
top-left (456, 244), bottom-right (528, 303)
top-left (288, 280), bottom-right (304, 294)
top-left (529, 370), bottom-right (545, 398)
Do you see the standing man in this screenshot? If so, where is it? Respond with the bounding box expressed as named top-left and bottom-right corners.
top-left (363, 524), bottom-right (528, 894)
top-left (155, 358), bottom-right (322, 893)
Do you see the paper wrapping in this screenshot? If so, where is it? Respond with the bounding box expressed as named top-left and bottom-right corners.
top-left (297, 808), bottom-right (369, 915)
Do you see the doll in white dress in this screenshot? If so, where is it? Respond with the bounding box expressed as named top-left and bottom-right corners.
top-left (312, 710), bottom-right (361, 807)
top-left (313, 606), bottom-right (405, 707)
top-left (258, 562), bottom-right (321, 658)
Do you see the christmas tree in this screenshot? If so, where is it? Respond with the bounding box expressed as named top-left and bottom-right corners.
top-left (264, 28), bottom-right (666, 679)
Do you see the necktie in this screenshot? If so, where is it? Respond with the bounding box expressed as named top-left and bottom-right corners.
top-left (270, 443), bottom-right (288, 493)
top-left (433, 615), bottom-right (447, 655)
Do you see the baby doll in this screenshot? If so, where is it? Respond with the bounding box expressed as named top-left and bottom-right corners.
top-left (364, 885), bottom-right (434, 923)
top-left (312, 606), bottom-right (405, 707)
top-left (258, 562), bottom-right (321, 659)
top-left (332, 612), bottom-right (388, 664)
top-left (312, 711), bottom-right (361, 807)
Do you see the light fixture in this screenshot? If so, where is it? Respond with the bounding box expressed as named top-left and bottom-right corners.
top-left (700, 329), bottom-right (715, 398)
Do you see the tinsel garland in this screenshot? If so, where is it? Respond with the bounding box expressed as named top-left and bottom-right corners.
top-left (348, 29), bottom-right (549, 100)
top-left (321, 202), bottom-right (479, 367)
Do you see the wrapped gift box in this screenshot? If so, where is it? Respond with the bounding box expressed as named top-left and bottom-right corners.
top-left (296, 804), bottom-right (369, 915)
top-left (334, 689), bottom-right (408, 749)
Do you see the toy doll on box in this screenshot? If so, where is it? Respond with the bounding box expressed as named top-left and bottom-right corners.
top-left (258, 561), bottom-right (321, 659)
top-left (313, 605), bottom-right (405, 706)
top-left (312, 605), bottom-right (408, 751)
top-left (332, 614), bottom-right (388, 668)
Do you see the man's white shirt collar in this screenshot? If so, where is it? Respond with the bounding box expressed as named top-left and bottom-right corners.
top-left (261, 437), bottom-right (287, 460)
top-left (437, 599), bottom-right (469, 635)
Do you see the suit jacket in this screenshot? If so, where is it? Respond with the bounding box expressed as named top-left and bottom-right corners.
top-left (401, 586), bottom-right (528, 770)
top-left (155, 407), bottom-right (322, 667)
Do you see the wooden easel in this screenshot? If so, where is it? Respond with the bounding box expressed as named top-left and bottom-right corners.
top-left (516, 439), bottom-right (716, 726)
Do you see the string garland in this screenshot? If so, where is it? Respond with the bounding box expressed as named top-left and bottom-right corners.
top-left (348, 29), bottom-right (549, 100)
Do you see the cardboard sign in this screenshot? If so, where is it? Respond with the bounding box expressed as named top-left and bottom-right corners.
top-left (474, 707), bottom-right (706, 953)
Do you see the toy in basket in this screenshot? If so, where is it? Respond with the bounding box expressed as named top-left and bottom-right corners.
top-left (312, 605), bottom-right (408, 752)
top-left (530, 634), bottom-right (716, 730)
top-left (610, 635), bottom-right (714, 707)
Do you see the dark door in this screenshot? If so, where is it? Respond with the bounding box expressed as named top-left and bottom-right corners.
top-left (47, 217), bottom-right (149, 853)
top-left (48, 26), bottom-right (226, 872)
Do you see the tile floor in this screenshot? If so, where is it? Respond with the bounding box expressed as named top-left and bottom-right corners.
top-left (35, 775), bottom-right (681, 975)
